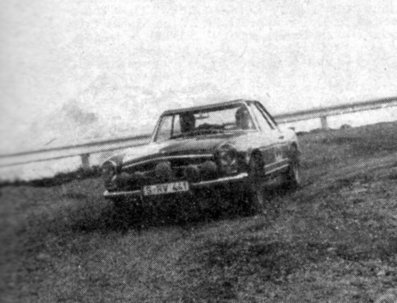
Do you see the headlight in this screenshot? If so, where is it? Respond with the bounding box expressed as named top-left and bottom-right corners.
top-left (215, 144), bottom-right (238, 175)
top-left (102, 160), bottom-right (117, 189)
top-left (155, 161), bottom-right (173, 182)
top-left (200, 160), bottom-right (218, 180)
top-left (184, 164), bottom-right (200, 182)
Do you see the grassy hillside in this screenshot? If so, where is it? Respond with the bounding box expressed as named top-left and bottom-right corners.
top-left (1, 122), bottom-right (397, 302)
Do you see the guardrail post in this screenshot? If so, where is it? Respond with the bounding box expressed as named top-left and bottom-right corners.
top-left (80, 153), bottom-right (90, 170)
top-left (320, 115), bottom-right (329, 130)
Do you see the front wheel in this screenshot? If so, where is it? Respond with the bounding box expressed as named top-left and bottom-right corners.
top-left (249, 182), bottom-right (268, 214)
top-left (248, 153), bottom-right (267, 214)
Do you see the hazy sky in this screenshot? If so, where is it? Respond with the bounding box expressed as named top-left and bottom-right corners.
top-left (1, 0), bottom-right (397, 151)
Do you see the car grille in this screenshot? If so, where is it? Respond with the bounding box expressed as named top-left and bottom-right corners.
top-left (117, 156), bottom-right (219, 191)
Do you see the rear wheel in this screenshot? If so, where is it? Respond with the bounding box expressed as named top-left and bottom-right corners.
top-left (284, 145), bottom-right (301, 190)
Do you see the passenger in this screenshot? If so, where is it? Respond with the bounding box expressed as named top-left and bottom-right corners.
top-left (180, 112), bottom-right (196, 133)
top-left (235, 106), bottom-right (253, 129)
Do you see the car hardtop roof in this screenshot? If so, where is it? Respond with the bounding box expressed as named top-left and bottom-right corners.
top-left (161, 99), bottom-right (257, 116)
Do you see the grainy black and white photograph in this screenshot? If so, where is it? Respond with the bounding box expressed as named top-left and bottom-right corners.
top-left (1, 1), bottom-right (397, 302)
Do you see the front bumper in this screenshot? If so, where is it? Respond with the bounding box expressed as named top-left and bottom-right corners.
top-left (103, 172), bottom-right (248, 199)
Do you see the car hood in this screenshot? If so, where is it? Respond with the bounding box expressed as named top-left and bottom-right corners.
top-left (115, 132), bottom-right (248, 166)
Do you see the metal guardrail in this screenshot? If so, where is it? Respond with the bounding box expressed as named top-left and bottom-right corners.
top-left (0, 134), bottom-right (151, 168)
top-left (1, 96), bottom-right (397, 169)
top-left (275, 96), bottom-right (397, 128)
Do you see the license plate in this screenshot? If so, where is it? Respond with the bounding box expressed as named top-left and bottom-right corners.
top-left (143, 181), bottom-right (189, 196)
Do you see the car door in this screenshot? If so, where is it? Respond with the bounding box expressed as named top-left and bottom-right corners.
top-left (247, 102), bottom-right (280, 174)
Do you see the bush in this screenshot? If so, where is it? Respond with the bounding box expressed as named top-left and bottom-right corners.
top-left (0, 166), bottom-right (101, 188)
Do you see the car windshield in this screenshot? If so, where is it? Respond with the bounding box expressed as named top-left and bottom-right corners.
top-left (154, 103), bottom-right (256, 142)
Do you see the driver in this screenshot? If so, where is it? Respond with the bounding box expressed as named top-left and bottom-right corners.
top-left (180, 112), bottom-right (196, 133)
top-left (235, 106), bottom-right (252, 129)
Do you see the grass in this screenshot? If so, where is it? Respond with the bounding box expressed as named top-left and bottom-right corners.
top-left (1, 122), bottom-right (397, 302)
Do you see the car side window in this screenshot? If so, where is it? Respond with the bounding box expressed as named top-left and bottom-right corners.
top-left (155, 115), bottom-right (173, 142)
top-left (255, 102), bottom-right (278, 129)
top-left (172, 115), bottom-right (181, 137)
top-left (248, 103), bottom-right (274, 132)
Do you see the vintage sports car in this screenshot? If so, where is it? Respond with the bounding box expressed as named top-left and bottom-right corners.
top-left (102, 100), bottom-right (301, 214)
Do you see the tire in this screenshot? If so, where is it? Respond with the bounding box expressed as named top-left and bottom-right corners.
top-left (284, 146), bottom-right (301, 190)
top-left (248, 152), bottom-right (267, 214)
